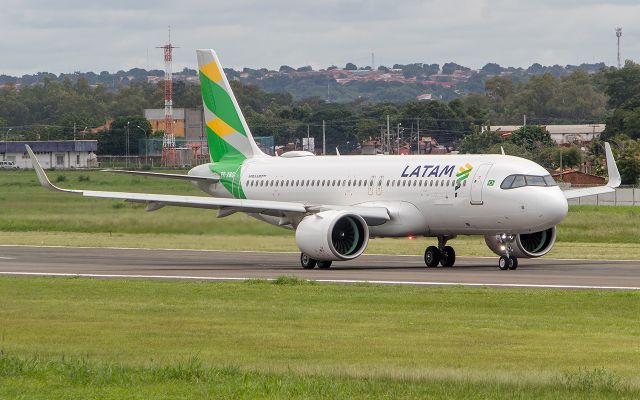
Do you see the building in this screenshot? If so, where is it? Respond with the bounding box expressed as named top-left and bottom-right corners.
top-left (0, 140), bottom-right (98, 169)
top-left (143, 108), bottom-right (205, 140)
top-left (487, 124), bottom-right (605, 144)
top-left (551, 169), bottom-right (605, 186)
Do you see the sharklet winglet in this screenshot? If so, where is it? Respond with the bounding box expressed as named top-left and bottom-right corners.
top-left (25, 145), bottom-right (80, 194)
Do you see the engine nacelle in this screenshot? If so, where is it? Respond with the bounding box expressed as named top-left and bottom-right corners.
top-left (485, 226), bottom-right (557, 258)
top-left (295, 210), bottom-right (369, 261)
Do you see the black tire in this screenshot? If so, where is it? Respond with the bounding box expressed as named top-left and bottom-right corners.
top-left (424, 246), bottom-right (441, 268)
top-left (440, 246), bottom-right (456, 267)
top-left (508, 256), bottom-right (518, 270)
top-left (498, 255), bottom-right (510, 270)
top-left (300, 253), bottom-right (317, 269)
top-left (317, 261), bottom-right (332, 269)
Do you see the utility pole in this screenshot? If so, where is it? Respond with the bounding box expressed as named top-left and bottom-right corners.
top-left (73, 122), bottom-right (77, 141)
top-left (416, 118), bottom-right (420, 155)
top-left (306, 124), bottom-right (310, 152)
top-left (3, 128), bottom-right (12, 161)
top-left (322, 120), bottom-right (326, 155)
top-left (126, 121), bottom-right (130, 168)
top-left (386, 115), bottom-right (390, 155)
top-left (616, 27), bottom-right (622, 69)
top-left (523, 114), bottom-right (527, 126)
top-left (397, 123), bottom-right (401, 155)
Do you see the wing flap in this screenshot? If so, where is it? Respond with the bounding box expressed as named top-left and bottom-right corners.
top-left (102, 169), bottom-right (220, 183)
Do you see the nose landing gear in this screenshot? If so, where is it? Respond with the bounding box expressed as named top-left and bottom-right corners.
top-left (424, 236), bottom-right (456, 268)
top-left (497, 234), bottom-right (518, 270)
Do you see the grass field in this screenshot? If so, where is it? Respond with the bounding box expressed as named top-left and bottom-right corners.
top-left (1, 169), bottom-right (639, 259)
top-left (1, 277), bottom-right (639, 399)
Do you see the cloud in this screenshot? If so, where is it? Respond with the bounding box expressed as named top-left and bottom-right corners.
top-left (0, 0), bottom-right (638, 75)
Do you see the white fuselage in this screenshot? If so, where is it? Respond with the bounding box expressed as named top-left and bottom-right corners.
top-left (190, 153), bottom-right (568, 238)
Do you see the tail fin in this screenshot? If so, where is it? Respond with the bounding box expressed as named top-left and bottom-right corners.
top-left (197, 49), bottom-right (265, 162)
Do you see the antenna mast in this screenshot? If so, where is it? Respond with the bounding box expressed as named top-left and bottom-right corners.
top-left (157, 27), bottom-right (179, 166)
top-left (616, 27), bottom-right (622, 69)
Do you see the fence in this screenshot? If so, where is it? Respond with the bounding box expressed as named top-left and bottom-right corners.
top-left (567, 187), bottom-right (640, 206)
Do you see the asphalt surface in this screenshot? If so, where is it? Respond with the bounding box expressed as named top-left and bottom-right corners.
top-left (0, 245), bottom-right (639, 289)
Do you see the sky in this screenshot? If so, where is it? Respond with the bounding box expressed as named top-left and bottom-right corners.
top-left (0, 0), bottom-right (639, 75)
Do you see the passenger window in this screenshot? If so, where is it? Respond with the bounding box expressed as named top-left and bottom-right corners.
top-left (386, 180), bottom-right (390, 186)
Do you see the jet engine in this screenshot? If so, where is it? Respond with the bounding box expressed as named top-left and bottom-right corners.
top-left (484, 226), bottom-right (556, 258)
top-left (295, 210), bottom-right (369, 261)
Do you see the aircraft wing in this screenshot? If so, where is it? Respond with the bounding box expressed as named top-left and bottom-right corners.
top-left (562, 142), bottom-right (621, 200)
top-left (102, 169), bottom-right (220, 183)
top-left (26, 145), bottom-right (389, 225)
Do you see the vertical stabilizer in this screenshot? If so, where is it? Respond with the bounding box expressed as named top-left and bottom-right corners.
top-left (197, 49), bottom-right (265, 162)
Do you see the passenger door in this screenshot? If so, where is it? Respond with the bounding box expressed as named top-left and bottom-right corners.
top-left (470, 164), bottom-right (492, 205)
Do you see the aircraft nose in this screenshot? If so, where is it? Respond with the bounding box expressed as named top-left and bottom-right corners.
top-left (544, 189), bottom-right (568, 226)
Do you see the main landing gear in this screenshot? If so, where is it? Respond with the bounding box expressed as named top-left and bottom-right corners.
top-left (497, 234), bottom-right (518, 271)
top-left (300, 253), bottom-right (332, 269)
top-left (424, 236), bottom-right (456, 268)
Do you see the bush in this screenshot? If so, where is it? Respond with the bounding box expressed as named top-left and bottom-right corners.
top-left (55, 175), bottom-right (66, 183)
top-left (78, 175), bottom-right (90, 182)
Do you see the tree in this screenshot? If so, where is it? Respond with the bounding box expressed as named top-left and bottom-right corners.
top-left (97, 116), bottom-right (151, 155)
top-left (279, 65), bottom-right (295, 73)
top-left (508, 125), bottom-right (554, 152)
top-left (552, 146), bottom-right (583, 169)
top-left (345, 63), bottom-right (357, 71)
top-left (457, 131), bottom-right (503, 154)
top-left (481, 63), bottom-right (503, 75)
top-left (484, 76), bottom-right (513, 102)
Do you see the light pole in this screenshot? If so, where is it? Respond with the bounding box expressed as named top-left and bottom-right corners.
top-left (397, 123), bottom-right (402, 155)
top-left (126, 121), bottom-right (130, 168)
top-left (136, 125), bottom-right (148, 165)
top-left (4, 128), bottom-right (12, 161)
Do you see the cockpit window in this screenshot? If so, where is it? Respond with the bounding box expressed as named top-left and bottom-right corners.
top-left (525, 175), bottom-right (546, 186)
top-left (501, 174), bottom-right (557, 189)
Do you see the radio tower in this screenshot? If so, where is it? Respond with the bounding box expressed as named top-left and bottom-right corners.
top-left (158, 28), bottom-right (178, 166)
top-left (615, 27), bottom-right (622, 69)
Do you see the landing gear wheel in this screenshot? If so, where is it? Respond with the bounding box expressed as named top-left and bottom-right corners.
top-left (300, 253), bottom-right (317, 269)
top-left (498, 255), bottom-right (512, 271)
top-left (508, 256), bottom-right (518, 270)
top-left (317, 261), bottom-right (332, 269)
top-left (440, 246), bottom-right (456, 267)
top-left (424, 246), bottom-right (441, 268)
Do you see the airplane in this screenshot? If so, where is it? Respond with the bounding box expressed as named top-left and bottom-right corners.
top-left (25, 49), bottom-right (621, 271)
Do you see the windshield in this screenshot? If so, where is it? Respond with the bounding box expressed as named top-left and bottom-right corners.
top-left (501, 174), bottom-right (557, 189)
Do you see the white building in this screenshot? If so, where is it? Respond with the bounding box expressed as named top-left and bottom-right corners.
top-left (487, 124), bottom-right (605, 144)
top-left (1, 140), bottom-right (98, 169)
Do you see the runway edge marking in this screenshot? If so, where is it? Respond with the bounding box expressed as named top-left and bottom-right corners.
top-left (0, 245), bottom-right (637, 263)
top-left (0, 271), bottom-right (639, 291)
